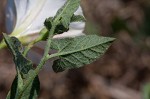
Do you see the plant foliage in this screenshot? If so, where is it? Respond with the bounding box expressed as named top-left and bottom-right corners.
top-left (2, 0), bottom-right (115, 98)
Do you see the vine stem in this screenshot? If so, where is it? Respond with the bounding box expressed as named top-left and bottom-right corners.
top-left (35, 24), bottom-right (56, 73)
top-left (23, 36), bottom-right (42, 56)
top-left (23, 28), bottom-right (48, 56)
top-left (20, 24), bottom-right (56, 97)
top-left (0, 40), bottom-right (6, 50)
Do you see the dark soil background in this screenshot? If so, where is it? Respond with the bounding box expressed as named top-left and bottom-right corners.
top-left (0, 0), bottom-right (150, 99)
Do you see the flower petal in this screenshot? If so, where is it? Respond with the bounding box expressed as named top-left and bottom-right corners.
top-left (7, 0), bottom-right (66, 37)
top-left (24, 0), bottom-right (66, 36)
top-left (5, 0), bottom-right (16, 33)
top-left (6, 0), bottom-right (85, 40)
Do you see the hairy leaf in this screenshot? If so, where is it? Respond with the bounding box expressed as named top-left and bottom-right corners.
top-left (3, 34), bottom-right (40, 99)
top-left (43, 0), bottom-right (82, 39)
top-left (3, 34), bottom-right (32, 74)
top-left (44, 17), bottom-right (69, 35)
top-left (71, 14), bottom-right (86, 22)
top-left (21, 76), bottom-right (40, 99)
top-left (6, 70), bottom-right (24, 99)
top-left (51, 35), bottom-right (115, 72)
top-left (7, 75), bottom-right (40, 99)
top-left (44, 17), bottom-right (53, 31)
top-left (53, 0), bottom-right (80, 28)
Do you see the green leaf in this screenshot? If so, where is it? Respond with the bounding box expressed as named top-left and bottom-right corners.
top-left (6, 71), bottom-right (24, 99)
top-left (3, 34), bottom-right (40, 99)
top-left (44, 17), bottom-right (53, 31)
top-left (43, 0), bottom-right (81, 39)
top-left (21, 76), bottom-right (40, 99)
top-left (53, 0), bottom-right (80, 28)
top-left (3, 34), bottom-right (32, 74)
top-left (71, 14), bottom-right (86, 22)
top-left (7, 75), bottom-right (40, 99)
top-left (51, 35), bottom-right (115, 72)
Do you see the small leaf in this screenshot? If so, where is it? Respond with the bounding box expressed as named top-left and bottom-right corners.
top-left (51, 35), bottom-right (115, 72)
top-left (44, 17), bottom-right (69, 38)
top-left (21, 76), bottom-right (40, 99)
top-left (44, 17), bottom-right (53, 31)
top-left (6, 74), bottom-right (23, 99)
top-left (71, 14), bottom-right (86, 22)
top-left (3, 34), bottom-right (40, 99)
top-left (43, 0), bottom-right (82, 39)
top-left (7, 76), bottom-right (40, 99)
top-left (52, 59), bottom-right (65, 72)
top-left (3, 34), bottom-right (32, 74)
top-left (45, 17), bottom-right (69, 35)
top-left (53, 0), bottom-right (80, 28)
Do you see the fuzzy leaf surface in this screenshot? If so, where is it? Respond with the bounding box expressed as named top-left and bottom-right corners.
top-left (71, 14), bottom-right (85, 22)
top-left (3, 34), bottom-right (32, 74)
top-left (53, 0), bottom-right (80, 28)
top-left (3, 34), bottom-right (40, 99)
top-left (51, 35), bottom-right (115, 72)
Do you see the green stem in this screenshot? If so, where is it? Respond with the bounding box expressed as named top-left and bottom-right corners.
top-left (35, 25), bottom-right (55, 73)
top-left (45, 53), bottom-right (59, 61)
top-left (23, 28), bottom-right (48, 56)
top-left (20, 24), bottom-right (56, 97)
top-left (23, 36), bottom-right (42, 56)
top-left (0, 40), bottom-right (6, 50)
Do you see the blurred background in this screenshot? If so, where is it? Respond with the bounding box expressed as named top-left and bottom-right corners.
top-left (0, 0), bottom-right (150, 99)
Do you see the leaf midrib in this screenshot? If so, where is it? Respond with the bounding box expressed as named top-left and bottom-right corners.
top-left (54, 0), bottom-right (73, 23)
top-left (55, 40), bottom-right (113, 57)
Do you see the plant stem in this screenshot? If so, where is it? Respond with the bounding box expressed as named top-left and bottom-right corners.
top-left (20, 24), bottom-right (56, 97)
top-left (0, 40), bottom-right (6, 50)
top-left (35, 25), bottom-right (56, 73)
top-left (23, 28), bottom-right (48, 56)
top-left (23, 36), bottom-right (42, 56)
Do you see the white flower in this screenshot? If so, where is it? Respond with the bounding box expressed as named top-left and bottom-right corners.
top-left (5, 0), bottom-right (85, 40)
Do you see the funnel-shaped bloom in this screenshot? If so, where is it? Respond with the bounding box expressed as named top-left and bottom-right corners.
top-left (5, 0), bottom-right (85, 41)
